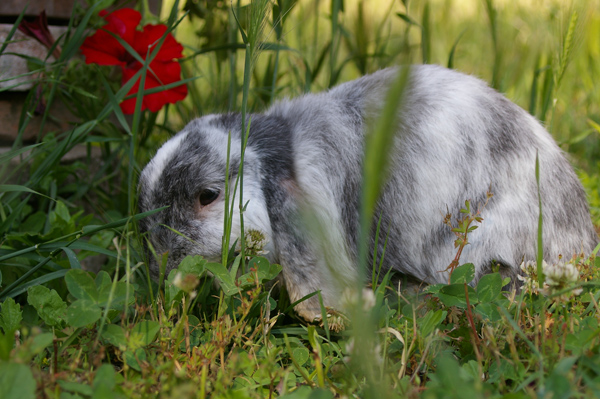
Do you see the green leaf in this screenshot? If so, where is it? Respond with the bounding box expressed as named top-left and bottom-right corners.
top-left (177, 255), bottom-right (207, 276)
top-left (461, 360), bottom-right (481, 381)
top-left (238, 257), bottom-right (282, 287)
top-left (306, 325), bottom-right (322, 357)
top-left (132, 320), bottom-right (160, 347)
top-left (488, 358), bottom-right (525, 384)
top-left (252, 257), bottom-right (283, 280)
top-left (279, 386), bottom-right (333, 399)
top-left (93, 364), bottom-right (116, 389)
top-left (29, 333), bottom-right (54, 357)
top-left (0, 143), bottom-right (41, 164)
top-left (396, 13), bottom-right (419, 26)
top-left (544, 374), bottom-right (572, 399)
top-left (164, 270), bottom-right (184, 307)
top-left (0, 331), bottom-right (15, 361)
top-left (476, 273), bottom-right (502, 303)
top-left (419, 309), bottom-right (447, 337)
top-left (65, 299), bottom-right (101, 328)
top-left (27, 286), bottom-right (66, 326)
top-left (61, 247), bottom-right (82, 269)
top-left (450, 263), bottom-right (475, 284)
top-left (96, 273), bottom-right (134, 311)
top-left (552, 356), bottom-right (578, 374)
top-left (1, 270), bottom-right (70, 299)
top-left (0, 298), bottom-right (22, 333)
top-left (425, 354), bottom-right (481, 396)
top-left (474, 302), bottom-right (501, 322)
top-left (436, 284), bottom-right (477, 308)
top-left (58, 1), bottom-right (102, 61)
top-left (65, 269), bottom-right (99, 302)
top-left (0, 185), bottom-right (51, 200)
top-left (92, 364), bottom-right (117, 399)
top-left (291, 347), bottom-right (310, 366)
top-left (179, 315), bottom-right (202, 349)
top-left (54, 201), bottom-right (71, 223)
top-left (447, 28), bottom-right (467, 69)
top-left (205, 262), bottom-right (239, 296)
top-left (102, 324), bottom-right (127, 349)
top-left (0, 6), bottom-right (27, 57)
top-left (229, 255), bottom-right (242, 279)
top-left (95, 271), bottom-right (112, 289)
top-left (58, 380), bottom-right (93, 397)
top-left (0, 362), bottom-right (36, 399)
top-left (124, 348), bottom-right (146, 372)
top-left (422, 284), bottom-right (445, 294)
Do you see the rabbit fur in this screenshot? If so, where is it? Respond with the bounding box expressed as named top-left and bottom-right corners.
top-left (138, 65), bottom-right (599, 321)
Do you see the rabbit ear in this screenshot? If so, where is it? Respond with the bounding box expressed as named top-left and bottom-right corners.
top-left (141, 130), bottom-right (191, 193)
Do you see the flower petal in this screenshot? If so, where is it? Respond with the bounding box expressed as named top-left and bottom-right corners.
top-left (101, 8), bottom-right (141, 44)
top-left (80, 8), bottom-right (141, 65)
top-left (18, 10), bottom-right (55, 49)
top-left (120, 60), bottom-right (187, 114)
top-left (133, 25), bottom-right (184, 62)
top-left (80, 33), bottom-right (126, 66)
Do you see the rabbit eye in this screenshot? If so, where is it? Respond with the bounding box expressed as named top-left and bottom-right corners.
top-left (199, 189), bottom-right (220, 206)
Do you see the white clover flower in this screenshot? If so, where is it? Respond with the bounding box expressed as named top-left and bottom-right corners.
top-left (242, 229), bottom-right (270, 256)
top-left (519, 259), bottom-right (582, 300)
top-left (172, 271), bottom-right (200, 294)
top-left (173, 271), bottom-right (183, 289)
top-left (518, 260), bottom-right (547, 294)
top-left (544, 261), bottom-right (579, 286)
top-left (543, 261), bottom-right (582, 300)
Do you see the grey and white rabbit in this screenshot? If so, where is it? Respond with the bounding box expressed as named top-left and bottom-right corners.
top-left (138, 65), bottom-right (598, 321)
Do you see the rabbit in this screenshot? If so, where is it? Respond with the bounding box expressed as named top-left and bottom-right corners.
top-left (138, 65), bottom-right (599, 322)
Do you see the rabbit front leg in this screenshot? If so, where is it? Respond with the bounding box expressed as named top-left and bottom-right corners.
top-left (265, 178), bottom-right (359, 322)
top-left (275, 231), bottom-right (330, 322)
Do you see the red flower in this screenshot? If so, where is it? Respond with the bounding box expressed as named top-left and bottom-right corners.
top-left (18, 10), bottom-right (61, 59)
top-left (80, 8), bottom-right (187, 114)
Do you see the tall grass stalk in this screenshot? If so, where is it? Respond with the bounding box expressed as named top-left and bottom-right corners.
top-left (228, 5), bottom-right (238, 111)
top-left (555, 10), bottom-right (579, 92)
top-left (546, 9), bottom-right (580, 130)
top-left (221, 133), bottom-right (234, 267)
top-left (329, 0), bottom-right (342, 86)
top-left (535, 153), bottom-right (544, 289)
top-left (270, 0), bottom-right (289, 103)
top-left (421, 1), bottom-right (431, 64)
top-left (354, 66), bottom-right (410, 398)
top-left (358, 67), bottom-right (410, 273)
top-left (223, 0), bottom-right (270, 271)
top-left (483, 0), bottom-right (501, 90)
top-left (535, 152), bottom-right (547, 391)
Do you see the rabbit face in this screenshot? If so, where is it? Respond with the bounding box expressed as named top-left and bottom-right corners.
top-left (138, 116), bottom-right (273, 276)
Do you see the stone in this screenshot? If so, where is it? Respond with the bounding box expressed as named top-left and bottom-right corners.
top-left (0, 0), bottom-right (81, 20)
top-left (0, 24), bottom-right (66, 91)
top-left (0, 91), bottom-right (76, 144)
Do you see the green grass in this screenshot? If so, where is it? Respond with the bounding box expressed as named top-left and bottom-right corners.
top-left (1, 0), bottom-right (600, 398)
